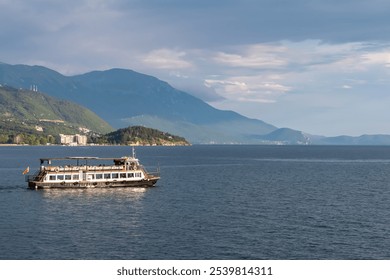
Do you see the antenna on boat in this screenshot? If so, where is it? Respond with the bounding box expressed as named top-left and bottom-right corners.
top-left (132, 146), bottom-right (136, 158)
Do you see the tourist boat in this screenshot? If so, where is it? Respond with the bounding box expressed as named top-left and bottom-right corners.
top-left (25, 149), bottom-right (160, 189)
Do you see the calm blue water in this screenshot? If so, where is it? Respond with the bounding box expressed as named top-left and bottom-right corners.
top-left (1, 145), bottom-right (390, 259)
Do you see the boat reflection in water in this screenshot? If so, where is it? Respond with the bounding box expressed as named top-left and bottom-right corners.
top-left (39, 186), bottom-right (148, 201)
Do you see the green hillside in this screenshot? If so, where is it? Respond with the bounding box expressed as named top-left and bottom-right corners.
top-left (0, 85), bottom-right (113, 144)
top-left (99, 126), bottom-right (190, 146)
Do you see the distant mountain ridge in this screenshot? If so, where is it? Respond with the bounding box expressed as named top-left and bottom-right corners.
top-left (257, 128), bottom-right (311, 145)
top-left (0, 63), bottom-right (276, 143)
top-left (312, 134), bottom-right (390, 145)
top-left (2, 62), bottom-right (390, 145)
top-left (255, 129), bottom-right (390, 145)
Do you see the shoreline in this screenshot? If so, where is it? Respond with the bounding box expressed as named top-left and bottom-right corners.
top-left (0, 143), bottom-right (191, 147)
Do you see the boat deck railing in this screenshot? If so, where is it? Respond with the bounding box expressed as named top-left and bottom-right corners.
top-left (147, 171), bottom-right (160, 178)
top-left (25, 171), bottom-right (44, 182)
top-left (45, 165), bottom-right (128, 172)
top-left (142, 165), bottom-right (160, 178)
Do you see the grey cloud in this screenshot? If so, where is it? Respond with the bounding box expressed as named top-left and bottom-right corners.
top-left (107, 0), bottom-right (390, 47)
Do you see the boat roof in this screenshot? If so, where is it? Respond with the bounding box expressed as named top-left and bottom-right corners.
top-left (39, 156), bottom-right (138, 163)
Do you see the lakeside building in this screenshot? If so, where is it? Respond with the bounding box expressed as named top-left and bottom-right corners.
top-left (59, 134), bottom-right (87, 146)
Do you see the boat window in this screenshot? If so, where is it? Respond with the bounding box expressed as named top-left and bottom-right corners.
top-left (135, 172), bottom-right (141, 178)
top-left (57, 175), bottom-right (64, 180)
top-left (128, 173), bottom-right (134, 178)
top-left (112, 173), bottom-right (119, 179)
top-left (96, 174), bottom-right (103, 179)
top-left (104, 173), bottom-right (111, 179)
top-left (65, 175), bottom-right (72, 180)
top-left (49, 175), bottom-right (56, 180)
top-left (73, 174), bottom-right (79, 180)
top-left (120, 173), bottom-right (126, 178)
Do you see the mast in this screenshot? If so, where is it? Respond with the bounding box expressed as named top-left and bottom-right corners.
top-left (132, 146), bottom-right (136, 159)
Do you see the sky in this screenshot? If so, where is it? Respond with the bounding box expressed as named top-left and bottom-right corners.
top-left (1, 0), bottom-right (390, 136)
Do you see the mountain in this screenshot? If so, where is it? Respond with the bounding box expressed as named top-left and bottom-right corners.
top-left (101, 126), bottom-right (190, 146)
top-left (3, 62), bottom-right (390, 145)
top-left (312, 134), bottom-right (390, 145)
top-left (257, 129), bottom-right (390, 145)
top-left (258, 128), bottom-right (311, 145)
top-left (0, 85), bottom-right (112, 143)
top-left (0, 63), bottom-right (276, 143)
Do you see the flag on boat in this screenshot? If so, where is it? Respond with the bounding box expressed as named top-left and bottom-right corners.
top-left (22, 166), bottom-right (29, 175)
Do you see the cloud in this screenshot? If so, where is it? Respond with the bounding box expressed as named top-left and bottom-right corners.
top-left (361, 50), bottom-right (390, 67)
top-left (141, 40), bottom-right (390, 110)
top-left (204, 75), bottom-right (291, 103)
top-left (143, 49), bottom-right (193, 69)
top-left (199, 39), bottom-right (390, 136)
top-left (213, 44), bottom-right (288, 69)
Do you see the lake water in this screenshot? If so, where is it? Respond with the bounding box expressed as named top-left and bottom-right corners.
top-left (1, 145), bottom-right (390, 259)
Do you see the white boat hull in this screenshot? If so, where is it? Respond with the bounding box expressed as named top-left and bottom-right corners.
top-left (28, 177), bottom-right (159, 189)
